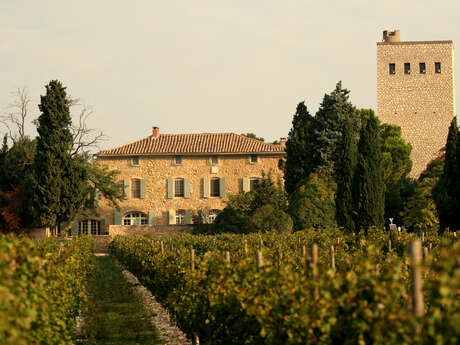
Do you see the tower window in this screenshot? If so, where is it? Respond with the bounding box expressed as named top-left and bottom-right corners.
top-left (389, 63), bottom-right (396, 75)
top-left (435, 62), bottom-right (441, 73)
top-left (404, 63), bottom-right (411, 74)
top-left (419, 62), bottom-right (426, 74)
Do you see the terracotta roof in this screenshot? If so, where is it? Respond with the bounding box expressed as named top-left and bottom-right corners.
top-left (97, 133), bottom-right (285, 156)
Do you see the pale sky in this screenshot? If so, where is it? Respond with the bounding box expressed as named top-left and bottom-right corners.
top-left (1, 0), bottom-right (459, 150)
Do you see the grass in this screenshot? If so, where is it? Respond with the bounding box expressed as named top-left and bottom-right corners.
top-left (77, 255), bottom-right (163, 345)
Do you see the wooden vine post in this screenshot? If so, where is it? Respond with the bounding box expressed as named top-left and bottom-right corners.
top-left (330, 245), bottom-right (335, 270)
top-left (190, 248), bottom-right (195, 273)
top-left (311, 244), bottom-right (319, 300)
top-left (243, 239), bottom-right (248, 256)
top-left (160, 241), bottom-right (164, 254)
top-left (258, 238), bottom-right (263, 250)
top-left (225, 251), bottom-right (231, 263)
top-left (256, 250), bottom-right (264, 269)
top-left (388, 239), bottom-right (392, 252)
top-left (410, 240), bottom-right (424, 335)
top-left (301, 245), bottom-right (307, 259)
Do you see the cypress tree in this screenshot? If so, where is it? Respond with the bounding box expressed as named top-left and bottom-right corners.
top-left (353, 110), bottom-right (385, 231)
top-left (32, 80), bottom-right (89, 232)
top-left (313, 81), bottom-right (359, 176)
top-left (433, 118), bottom-right (459, 232)
top-left (336, 116), bottom-right (357, 232)
top-left (283, 102), bottom-right (315, 196)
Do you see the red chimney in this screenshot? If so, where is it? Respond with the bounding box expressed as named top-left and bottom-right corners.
top-left (152, 126), bottom-right (159, 139)
top-left (279, 137), bottom-right (287, 149)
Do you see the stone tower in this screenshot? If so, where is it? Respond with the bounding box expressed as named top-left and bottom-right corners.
top-left (377, 30), bottom-right (456, 176)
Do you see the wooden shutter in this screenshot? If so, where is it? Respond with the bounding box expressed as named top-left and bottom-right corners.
top-left (123, 179), bottom-right (130, 199)
top-left (148, 211), bottom-right (156, 225)
top-left (140, 179), bottom-right (146, 199)
top-left (184, 178), bottom-right (190, 198)
top-left (185, 210), bottom-right (192, 225)
top-left (167, 178), bottom-right (174, 199)
top-left (169, 209), bottom-right (176, 225)
top-left (114, 211), bottom-right (122, 225)
top-left (219, 177), bottom-right (226, 198)
top-left (71, 221), bottom-right (78, 236)
top-left (203, 178), bottom-right (210, 198)
top-left (242, 177), bottom-right (249, 192)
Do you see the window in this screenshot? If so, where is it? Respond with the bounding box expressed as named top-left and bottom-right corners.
top-left (210, 155), bottom-right (219, 165)
top-left (210, 178), bottom-right (220, 197)
top-left (250, 154), bottom-right (258, 163)
top-left (404, 63), bottom-right (410, 74)
top-left (389, 63), bottom-right (396, 75)
top-left (435, 62), bottom-right (441, 73)
top-left (208, 209), bottom-right (220, 223)
top-left (174, 178), bottom-right (185, 197)
top-left (78, 219), bottom-right (101, 235)
top-left (174, 155), bottom-right (182, 165)
top-left (123, 212), bottom-right (148, 225)
top-left (250, 178), bottom-right (261, 191)
top-left (176, 210), bottom-right (185, 225)
top-left (131, 178), bottom-right (141, 198)
top-left (131, 156), bottom-right (139, 166)
top-left (419, 62), bottom-right (426, 74)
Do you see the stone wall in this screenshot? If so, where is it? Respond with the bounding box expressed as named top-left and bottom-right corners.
top-left (108, 225), bottom-right (193, 238)
top-left (96, 153), bottom-right (283, 225)
top-left (377, 40), bottom-right (455, 176)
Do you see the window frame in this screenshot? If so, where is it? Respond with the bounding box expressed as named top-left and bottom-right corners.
top-left (208, 209), bottom-right (220, 223)
top-left (174, 155), bottom-right (182, 165)
top-left (389, 63), bottom-right (396, 75)
top-left (176, 209), bottom-right (186, 225)
top-left (123, 212), bottom-right (148, 226)
top-left (404, 62), bottom-right (411, 75)
top-left (250, 154), bottom-right (258, 164)
top-left (174, 178), bottom-right (185, 197)
top-left (78, 219), bottom-right (101, 235)
top-left (131, 156), bottom-right (140, 166)
top-left (419, 62), bottom-right (426, 74)
top-left (210, 155), bottom-right (219, 165)
top-left (249, 177), bottom-right (261, 192)
top-left (131, 178), bottom-right (141, 199)
top-left (210, 177), bottom-right (220, 197)
top-left (435, 62), bottom-right (441, 74)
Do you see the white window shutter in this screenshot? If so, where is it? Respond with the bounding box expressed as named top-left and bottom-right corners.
top-left (169, 209), bottom-right (176, 225)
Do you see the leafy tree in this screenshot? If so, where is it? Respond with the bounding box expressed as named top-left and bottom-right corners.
top-left (0, 188), bottom-right (23, 233)
top-left (353, 110), bottom-right (385, 231)
top-left (336, 116), bottom-right (357, 232)
top-left (283, 102), bottom-right (315, 195)
top-left (210, 206), bottom-right (250, 234)
top-left (0, 137), bottom-right (35, 192)
top-left (433, 118), bottom-right (460, 232)
top-left (379, 124), bottom-right (412, 224)
top-left (401, 177), bottom-right (439, 232)
top-left (288, 173), bottom-right (337, 230)
top-left (241, 133), bottom-right (265, 142)
top-left (313, 82), bottom-right (359, 176)
top-left (248, 204), bottom-right (293, 233)
top-left (31, 81), bottom-right (90, 232)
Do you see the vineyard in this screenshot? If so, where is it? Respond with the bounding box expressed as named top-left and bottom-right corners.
top-left (112, 228), bottom-right (460, 345)
top-left (0, 234), bottom-right (93, 345)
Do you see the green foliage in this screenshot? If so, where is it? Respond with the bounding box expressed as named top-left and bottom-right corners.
top-left (288, 173), bottom-right (336, 230)
top-left (212, 173), bottom-right (290, 234)
top-left (336, 116), bottom-right (357, 232)
top-left (401, 177), bottom-right (439, 232)
top-left (31, 81), bottom-right (90, 229)
top-left (248, 204), bottom-right (293, 233)
top-left (0, 234), bottom-right (93, 345)
top-left (241, 133), bottom-right (265, 142)
top-left (353, 110), bottom-right (385, 231)
top-left (313, 82), bottom-right (359, 176)
top-left (283, 102), bottom-right (315, 195)
top-left (113, 231), bottom-right (460, 345)
top-left (433, 118), bottom-right (460, 232)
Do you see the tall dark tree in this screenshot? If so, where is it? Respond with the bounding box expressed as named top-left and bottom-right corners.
top-left (353, 110), bottom-right (385, 231)
top-left (313, 81), bottom-right (359, 176)
top-left (283, 102), bottom-right (315, 195)
top-left (336, 116), bottom-right (357, 232)
top-left (31, 81), bottom-right (89, 232)
top-left (433, 118), bottom-right (460, 232)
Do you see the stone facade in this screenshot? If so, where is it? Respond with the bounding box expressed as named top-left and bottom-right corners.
top-left (93, 132), bottom-right (285, 228)
top-left (377, 30), bottom-right (456, 176)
